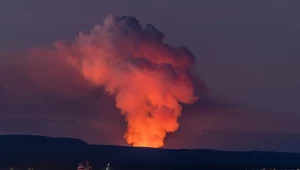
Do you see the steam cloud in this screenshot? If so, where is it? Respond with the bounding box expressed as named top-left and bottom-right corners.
top-left (3, 15), bottom-right (201, 148)
top-left (76, 15), bottom-right (199, 148)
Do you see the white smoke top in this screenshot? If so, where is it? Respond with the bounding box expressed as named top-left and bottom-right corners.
top-left (64, 15), bottom-right (199, 148)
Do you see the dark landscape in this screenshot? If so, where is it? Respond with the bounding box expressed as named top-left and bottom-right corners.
top-left (0, 135), bottom-right (300, 170)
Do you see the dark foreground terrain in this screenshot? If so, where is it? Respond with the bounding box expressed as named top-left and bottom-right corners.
top-left (0, 135), bottom-right (300, 170)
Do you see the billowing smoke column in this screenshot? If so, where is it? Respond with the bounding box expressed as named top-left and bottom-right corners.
top-left (61, 15), bottom-right (198, 148)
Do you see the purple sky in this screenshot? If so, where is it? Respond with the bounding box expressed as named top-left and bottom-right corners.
top-left (1, 0), bottom-right (300, 152)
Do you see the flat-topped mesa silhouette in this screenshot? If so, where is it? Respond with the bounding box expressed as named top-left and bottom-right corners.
top-left (0, 135), bottom-right (300, 169)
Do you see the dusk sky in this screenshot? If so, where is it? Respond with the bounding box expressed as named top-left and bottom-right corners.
top-left (1, 0), bottom-right (300, 152)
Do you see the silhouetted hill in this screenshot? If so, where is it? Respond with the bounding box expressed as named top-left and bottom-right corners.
top-left (0, 135), bottom-right (90, 166)
top-left (0, 135), bottom-right (300, 169)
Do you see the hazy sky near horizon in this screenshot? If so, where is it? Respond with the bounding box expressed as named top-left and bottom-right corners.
top-left (1, 0), bottom-right (300, 152)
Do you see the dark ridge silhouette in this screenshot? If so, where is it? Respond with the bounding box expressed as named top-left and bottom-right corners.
top-left (0, 135), bottom-right (300, 169)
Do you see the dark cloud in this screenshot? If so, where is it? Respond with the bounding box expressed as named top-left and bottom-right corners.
top-left (0, 52), bottom-right (126, 145)
top-left (183, 94), bottom-right (237, 115)
top-left (0, 117), bottom-right (125, 145)
top-left (0, 83), bottom-right (126, 145)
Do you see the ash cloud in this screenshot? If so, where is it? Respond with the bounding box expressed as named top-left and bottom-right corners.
top-left (0, 15), bottom-right (231, 148)
top-left (69, 15), bottom-right (200, 147)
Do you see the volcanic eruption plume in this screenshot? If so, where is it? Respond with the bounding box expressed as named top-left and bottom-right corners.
top-left (30, 15), bottom-right (199, 148)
